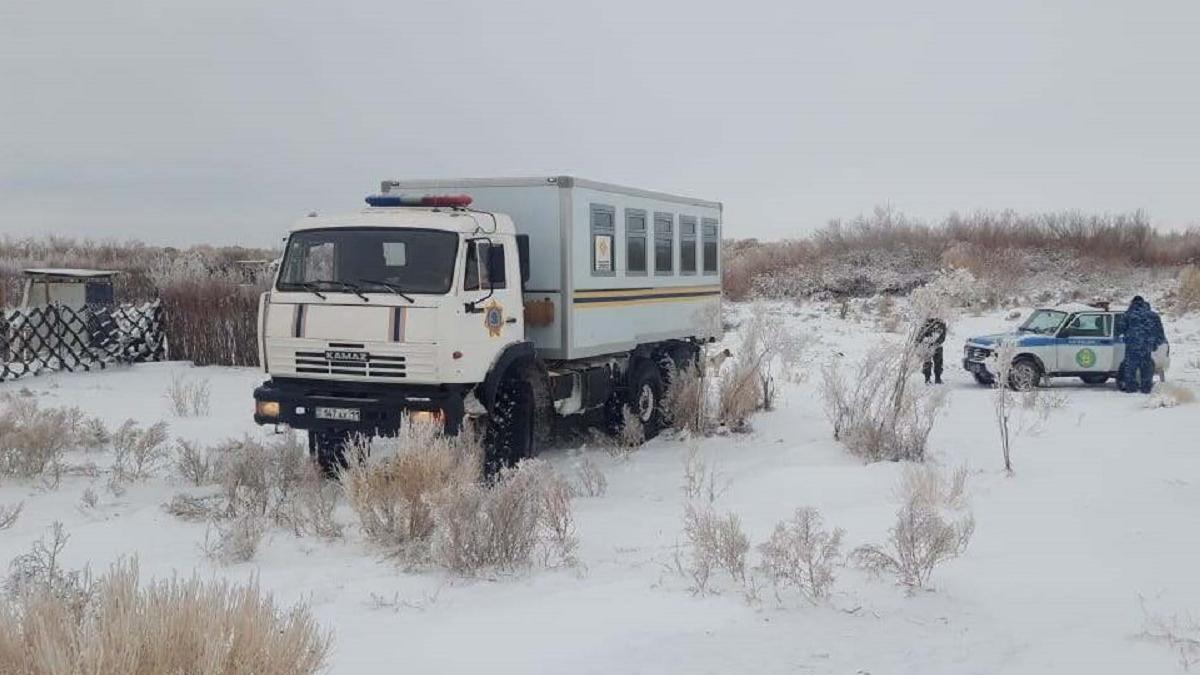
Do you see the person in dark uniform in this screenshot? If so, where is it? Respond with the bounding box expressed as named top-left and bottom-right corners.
top-left (1118, 296), bottom-right (1166, 394)
top-left (917, 318), bottom-right (948, 384)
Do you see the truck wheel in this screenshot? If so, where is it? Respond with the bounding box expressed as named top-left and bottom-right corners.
top-left (485, 374), bottom-right (535, 473)
top-left (1007, 358), bottom-right (1041, 391)
top-left (1079, 374), bottom-right (1108, 385)
top-left (309, 430), bottom-right (351, 478)
top-left (627, 361), bottom-right (665, 439)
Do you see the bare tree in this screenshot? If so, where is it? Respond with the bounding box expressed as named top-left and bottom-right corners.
top-left (992, 340), bottom-right (1017, 474)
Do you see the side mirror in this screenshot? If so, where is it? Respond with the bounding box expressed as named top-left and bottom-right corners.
top-left (516, 234), bottom-right (531, 285)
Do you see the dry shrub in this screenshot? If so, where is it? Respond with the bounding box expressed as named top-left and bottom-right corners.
top-left (203, 511), bottom-right (268, 564)
top-left (174, 439), bottom-right (218, 486)
top-left (1175, 266), bottom-right (1200, 314)
top-left (757, 508), bottom-right (844, 603)
top-left (820, 347), bottom-right (948, 462)
top-left (0, 395), bottom-right (84, 481)
top-left (681, 502), bottom-right (750, 593)
top-left (663, 364), bottom-right (713, 435)
top-left (341, 422), bottom-right (481, 555)
top-left (716, 357), bottom-right (763, 432)
top-left (165, 434), bottom-right (344, 560)
top-left (853, 466), bottom-right (975, 590)
top-left (165, 373), bottom-right (212, 417)
top-left (0, 557), bottom-right (331, 674)
top-left (110, 419), bottom-right (170, 480)
top-left (155, 265), bottom-right (268, 367)
top-left (1138, 597), bottom-right (1200, 671)
top-left (574, 456), bottom-right (607, 497)
top-left (3, 523), bottom-right (92, 614)
top-left (1146, 382), bottom-right (1197, 409)
top-left (0, 502), bottom-right (22, 530)
top-left (430, 459), bottom-right (578, 573)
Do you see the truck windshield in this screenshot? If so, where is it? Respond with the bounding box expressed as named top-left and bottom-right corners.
top-left (277, 228), bottom-right (458, 295)
top-left (1019, 309), bottom-right (1067, 335)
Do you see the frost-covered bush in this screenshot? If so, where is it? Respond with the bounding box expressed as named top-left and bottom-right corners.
top-left (757, 508), bottom-right (844, 603)
top-left (0, 395), bottom-right (84, 482)
top-left (0, 502), bottom-right (20, 530)
top-left (820, 347), bottom-right (947, 462)
top-left (431, 458), bottom-right (577, 573)
top-left (853, 466), bottom-right (975, 590)
top-left (0, 556), bottom-right (332, 674)
top-left (165, 374), bottom-right (212, 417)
top-left (681, 502), bottom-right (750, 593)
top-left (573, 456), bottom-right (607, 498)
top-left (110, 419), bottom-right (170, 480)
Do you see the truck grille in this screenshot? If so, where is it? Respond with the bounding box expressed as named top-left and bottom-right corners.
top-left (294, 350), bottom-right (407, 378)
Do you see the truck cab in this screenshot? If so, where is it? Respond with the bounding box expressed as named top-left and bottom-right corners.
top-left (963, 303), bottom-right (1169, 389)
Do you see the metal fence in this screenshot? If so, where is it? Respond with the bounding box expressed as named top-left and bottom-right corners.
top-left (0, 302), bottom-right (166, 381)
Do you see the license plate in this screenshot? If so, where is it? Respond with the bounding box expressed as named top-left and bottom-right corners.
top-left (315, 406), bottom-right (361, 422)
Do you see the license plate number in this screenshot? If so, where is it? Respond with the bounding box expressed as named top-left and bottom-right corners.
top-left (315, 406), bottom-right (361, 422)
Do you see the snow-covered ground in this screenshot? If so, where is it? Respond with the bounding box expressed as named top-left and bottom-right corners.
top-left (3, 303), bottom-right (1199, 674)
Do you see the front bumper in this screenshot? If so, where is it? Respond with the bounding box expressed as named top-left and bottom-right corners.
top-left (962, 358), bottom-right (994, 379)
top-left (253, 377), bottom-right (467, 434)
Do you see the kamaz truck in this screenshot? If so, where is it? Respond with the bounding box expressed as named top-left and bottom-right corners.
top-left (253, 176), bottom-right (723, 471)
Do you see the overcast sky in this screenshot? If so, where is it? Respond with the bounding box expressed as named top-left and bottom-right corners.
top-left (2, 0), bottom-right (1198, 247)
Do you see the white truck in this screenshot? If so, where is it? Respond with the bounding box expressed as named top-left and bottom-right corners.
top-left (253, 176), bottom-right (723, 471)
top-left (962, 303), bottom-right (1169, 389)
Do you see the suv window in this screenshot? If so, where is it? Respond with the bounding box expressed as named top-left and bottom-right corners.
top-left (1060, 313), bottom-right (1110, 338)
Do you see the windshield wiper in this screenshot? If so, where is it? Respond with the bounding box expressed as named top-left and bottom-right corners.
top-left (358, 278), bottom-right (414, 303)
top-left (297, 282), bottom-right (327, 299)
top-left (310, 279), bottom-right (370, 302)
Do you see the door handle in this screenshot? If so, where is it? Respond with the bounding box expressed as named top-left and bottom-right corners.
top-left (505, 317), bottom-right (517, 324)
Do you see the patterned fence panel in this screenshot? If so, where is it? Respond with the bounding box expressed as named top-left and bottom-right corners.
top-left (0, 301), bottom-right (166, 381)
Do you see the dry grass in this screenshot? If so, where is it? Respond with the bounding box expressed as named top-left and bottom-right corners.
top-left (663, 364), bottom-right (713, 435)
top-left (165, 374), bottom-right (212, 417)
top-left (0, 554), bottom-right (331, 674)
top-left (174, 439), bottom-right (218, 486)
top-left (1138, 597), bottom-right (1200, 671)
top-left (341, 423), bottom-right (481, 555)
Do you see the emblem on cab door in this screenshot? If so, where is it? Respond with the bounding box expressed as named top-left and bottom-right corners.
top-left (484, 301), bottom-right (504, 337)
top-left (1075, 348), bottom-right (1097, 368)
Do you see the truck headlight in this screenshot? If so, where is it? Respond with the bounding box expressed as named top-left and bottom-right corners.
top-left (409, 410), bottom-right (444, 425)
top-left (256, 401), bottom-right (281, 418)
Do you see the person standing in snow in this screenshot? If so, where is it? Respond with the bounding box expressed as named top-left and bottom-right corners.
top-left (1118, 296), bottom-right (1166, 394)
top-left (917, 317), bottom-right (948, 384)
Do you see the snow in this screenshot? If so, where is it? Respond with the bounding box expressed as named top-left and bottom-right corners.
top-left (3, 303), bottom-right (1200, 674)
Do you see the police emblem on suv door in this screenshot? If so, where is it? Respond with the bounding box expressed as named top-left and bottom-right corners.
top-left (484, 301), bottom-right (504, 337)
top-left (1075, 348), bottom-right (1097, 368)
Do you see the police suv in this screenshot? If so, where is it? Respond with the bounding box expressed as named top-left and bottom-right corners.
top-left (963, 303), bottom-right (1170, 389)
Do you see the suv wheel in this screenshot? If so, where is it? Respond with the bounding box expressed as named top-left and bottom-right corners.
top-left (1008, 358), bottom-right (1041, 391)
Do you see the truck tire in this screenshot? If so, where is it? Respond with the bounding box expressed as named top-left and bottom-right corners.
top-left (485, 373), bottom-right (535, 473)
top-left (309, 430), bottom-right (351, 478)
top-left (1008, 358), bottom-right (1041, 391)
top-left (626, 361), bottom-right (665, 439)
top-left (1079, 374), bottom-right (1108, 385)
